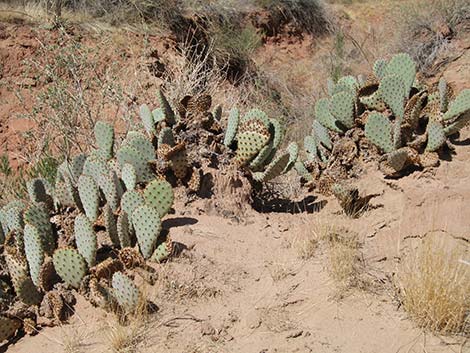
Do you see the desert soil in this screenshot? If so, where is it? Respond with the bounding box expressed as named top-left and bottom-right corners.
top-left (1, 3), bottom-right (470, 353)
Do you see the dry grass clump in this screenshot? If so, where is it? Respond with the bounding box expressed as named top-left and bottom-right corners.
top-left (395, 0), bottom-right (470, 72)
top-left (397, 237), bottom-right (470, 336)
top-left (325, 229), bottom-right (362, 286)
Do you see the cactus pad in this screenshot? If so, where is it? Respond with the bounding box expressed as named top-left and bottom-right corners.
top-left (315, 98), bottom-right (342, 133)
top-left (74, 214), bottom-right (97, 267)
top-left (334, 76), bottom-right (358, 95)
top-left (132, 205), bottom-right (162, 259)
top-left (78, 175), bottom-right (100, 222)
top-left (379, 74), bottom-right (406, 118)
top-left (365, 112), bottom-right (394, 153)
top-left (121, 190), bottom-right (145, 223)
top-left (122, 163), bottom-right (137, 191)
top-left (294, 160), bottom-right (313, 182)
top-left (304, 135), bottom-right (317, 161)
top-left (23, 204), bottom-right (54, 253)
top-left (117, 145), bottom-right (153, 183)
top-left (3, 205), bottom-right (24, 232)
top-left (24, 224), bottom-right (45, 287)
top-left (426, 120), bottom-right (446, 152)
top-left (117, 212), bottom-right (132, 248)
top-left (158, 127), bottom-right (175, 147)
top-left (373, 58), bottom-right (387, 79)
top-left (27, 178), bottom-right (52, 206)
top-left (143, 179), bottom-right (174, 218)
top-left (150, 237), bottom-right (173, 263)
top-left (443, 89), bottom-right (470, 121)
top-left (158, 89), bottom-right (176, 126)
top-left (152, 107), bottom-right (165, 124)
top-left (97, 171), bottom-right (121, 212)
top-left (312, 120), bottom-right (332, 149)
top-left (235, 119), bottom-right (270, 165)
top-left (384, 53), bottom-right (416, 96)
top-left (139, 104), bottom-right (156, 135)
top-left (123, 133), bottom-right (155, 162)
top-left (103, 204), bottom-right (119, 247)
top-left (330, 91), bottom-right (355, 129)
top-left (53, 248), bottom-right (87, 288)
top-left (94, 121), bottom-right (114, 160)
top-left (111, 272), bottom-right (140, 313)
top-left (283, 142), bottom-right (299, 173)
top-left (242, 108), bottom-right (270, 128)
top-left (253, 151), bottom-right (290, 182)
top-left (224, 107), bottom-right (239, 147)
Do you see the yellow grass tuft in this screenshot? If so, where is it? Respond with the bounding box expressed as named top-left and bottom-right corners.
top-left (397, 237), bottom-right (470, 336)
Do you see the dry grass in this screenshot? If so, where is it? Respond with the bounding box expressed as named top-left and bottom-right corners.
top-left (291, 225), bottom-right (320, 260)
top-left (397, 237), bottom-right (470, 336)
top-left (395, 0), bottom-right (470, 72)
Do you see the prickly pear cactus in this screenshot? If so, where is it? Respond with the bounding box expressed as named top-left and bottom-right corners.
top-left (224, 107), bottom-right (239, 147)
top-left (158, 127), bottom-right (175, 147)
top-left (74, 214), bottom-right (97, 267)
top-left (121, 190), bottom-right (145, 223)
top-left (24, 224), bottom-right (45, 287)
top-left (253, 152), bottom-right (290, 182)
top-left (122, 163), bottom-right (137, 191)
top-left (132, 205), bottom-right (161, 259)
top-left (27, 178), bottom-right (52, 206)
top-left (117, 212), bottom-right (132, 248)
top-left (97, 171), bottom-right (121, 212)
top-left (123, 132), bottom-right (155, 162)
top-left (111, 272), bottom-right (140, 313)
top-left (23, 204), bottom-right (54, 253)
top-left (235, 119), bottom-right (271, 165)
top-left (443, 89), bottom-right (470, 121)
top-left (365, 112), bottom-right (394, 153)
top-left (150, 237), bottom-right (173, 263)
top-left (330, 91), bottom-right (355, 129)
top-left (139, 104), bottom-right (156, 135)
top-left (158, 89), bottom-right (177, 126)
top-left (53, 248), bottom-right (87, 288)
top-left (315, 98), bottom-right (342, 133)
top-left (373, 58), bottom-right (387, 79)
top-left (94, 121), bottom-right (114, 160)
top-left (383, 53), bottom-right (416, 96)
top-left (78, 175), bottom-right (100, 222)
top-left (143, 179), bottom-right (174, 218)
top-left (426, 120), bottom-right (446, 152)
top-left (103, 204), bottom-right (120, 248)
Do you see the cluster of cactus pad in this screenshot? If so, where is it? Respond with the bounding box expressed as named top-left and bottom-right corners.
top-left (0, 119), bottom-right (177, 343)
top-left (298, 53), bottom-right (470, 181)
top-left (224, 108), bottom-right (298, 182)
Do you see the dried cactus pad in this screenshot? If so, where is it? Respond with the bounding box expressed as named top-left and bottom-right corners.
top-left (242, 108), bottom-right (270, 128)
top-left (224, 107), bottom-right (239, 147)
top-left (0, 316), bottom-right (21, 343)
top-left (139, 104), bottom-right (156, 135)
top-left (78, 175), bottom-right (100, 222)
top-left (132, 205), bottom-right (162, 259)
top-left (111, 272), bottom-right (140, 313)
top-left (94, 121), bottom-right (115, 160)
top-left (53, 248), bottom-right (87, 288)
top-left (143, 179), bottom-right (174, 218)
top-left (24, 224), bottom-right (45, 287)
top-left (74, 214), bottom-right (97, 267)
top-left (158, 127), bottom-right (175, 147)
top-left (365, 112), bottom-right (394, 153)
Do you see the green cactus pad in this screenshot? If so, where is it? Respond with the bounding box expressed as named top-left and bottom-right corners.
top-left (330, 91), bottom-right (355, 129)
top-left (158, 89), bottom-right (177, 126)
top-left (117, 212), bottom-right (132, 248)
top-left (53, 248), bottom-right (87, 288)
top-left (249, 140), bottom-right (274, 171)
top-left (54, 180), bottom-right (76, 208)
top-left (94, 121), bottom-right (114, 160)
top-left (264, 119), bottom-right (285, 165)
top-left (438, 78), bottom-right (448, 113)
top-left (97, 171), bottom-right (121, 212)
top-left (121, 190), bottom-right (145, 223)
top-left (111, 272), bottom-right (140, 313)
top-left (0, 316), bottom-right (21, 343)
top-left (443, 89), bottom-right (470, 121)
top-left (122, 163), bottom-right (137, 191)
top-left (426, 120), bottom-right (446, 152)
top-left (373, 58), bottom-right (387, 79)
top-left (143, 179), bottom-right (174, 218)
top-left (58, 154), bottom-right (87, 184)
top-left (82, 154), bottom-right (109, 184)
top-left (213, 105), bottom-right (222, 121)
top-left (3, 205), bottom-right (24, 232)
top-left (150, 237), bottom-right (173, 263)
top-left (5, 252), bottom-right (28, 291)
top-left (379, 74), bottom-right (406, 118)
top-left (117, 145), bottom-right (153, 183)
top-left (384, 53), bottom-right (416, 96)
top-left (333, 75), bottom-right (358, 95)
top-left (294, 159), bottom-right (313, 182)
top-left (158, 127), bottom-right (175, 147)
top-left (23, 224), bottom-right (45, 287)
top-left (78, 175), bottom-right (100, 222)
top-left (23, 204), bottom-right (54, 253)
top-left (387, 148), bottom-right (410, 172)
top-left (224, 107), bottom-right (239, 147)
top-left (253, 151), bottom-right (290, 182)
top-left (365, 112), bottom-right (394, 153)
top-left (132, 205), bottom-right (162, 259)
top-left (312, 120), bottom-right (332, 149)
top-left (443, 113), bottom-right (470, 136)
top-left (315, 98), bottom-right (342, 133)
top-left (139, 104), bottom-right (156, 135)
top-left (304, 135), bottom-right (318, 161)
top-left (123, 132), bottom-right (155, 162)
top-left (283, 142), bottom-right (299, 173)
top-left (64, 174), bottom-right (83, 210)
top-left (359, 90), bottom-right (387, 111)
top-left (74, 214), bottom-right (97, 267)
top-left (152, 107), bottom-right (166, 124)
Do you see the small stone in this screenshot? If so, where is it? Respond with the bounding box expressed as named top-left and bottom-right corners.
top-left (286, 330), bottom-right (303, 339)
top-left (201, 322), bottom-right (216, 336)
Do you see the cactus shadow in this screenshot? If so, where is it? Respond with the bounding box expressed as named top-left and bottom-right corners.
top-left (162, 217), bottom-right (198, 229)
top-left (449, 133), bottom-right (470, 146)
top-left (252, 195), bottom-right (327, 214)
